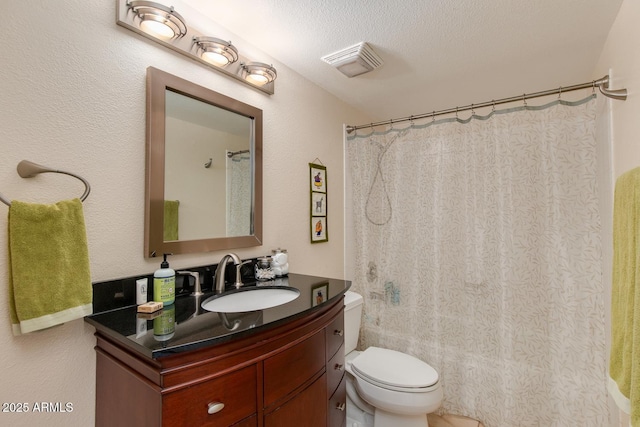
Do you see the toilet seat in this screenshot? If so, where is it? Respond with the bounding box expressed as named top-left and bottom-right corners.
top-left (351, 347), bottom-right (439, 393)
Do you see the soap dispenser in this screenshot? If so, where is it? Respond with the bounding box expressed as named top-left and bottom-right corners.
top-left (153, 254), bottom-right (175, 305)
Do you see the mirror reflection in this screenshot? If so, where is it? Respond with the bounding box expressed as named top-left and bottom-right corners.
top-left (145, 67), bottom-right (263, 257)
top-left (164, 90), bottom-right (253, 240)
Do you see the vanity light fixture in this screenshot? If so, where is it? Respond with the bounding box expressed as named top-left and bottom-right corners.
top-left (127, 1), bottom-right (187, 40)
top-left (193, 37), bottom-right (239, 67)
top-left (242, 62), bottom-right (278, 85)
top-left (116, 0), bottom-right (276, 94)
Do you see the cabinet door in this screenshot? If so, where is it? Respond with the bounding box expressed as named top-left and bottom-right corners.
top-left (264, 373), bottom-right (327, 427)
top-left (264, 330), bottom-right (325, 407)
top-left (233, 414), bottom-right (258, 427)
top-left (163, 365), bottom-right (257, 427)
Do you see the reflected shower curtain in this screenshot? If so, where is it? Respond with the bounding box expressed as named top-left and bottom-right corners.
top-left (346, 97), bottom-right (608, 426)
top-left (226, 152), bottom-right (251, 236)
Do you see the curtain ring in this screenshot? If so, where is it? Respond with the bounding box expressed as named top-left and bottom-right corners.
top-left (432, 111), bottom-right (435, 122)
top-left (471, 103), bottom-right (475, 116)
top-left (410, 115), bottom-right (414, 126)
top-left (592, 81), bottom-right (596, 93)
top-left (523, 94), bottom-right (527, 107)
top-left (558, 86), bottom-right (562, 99)
top-left (389, 119), bottom-right (394, 130)
top-left (492, 100), bottom-right (496, 113)
top-left (455, 107), bottom-right (459, 119)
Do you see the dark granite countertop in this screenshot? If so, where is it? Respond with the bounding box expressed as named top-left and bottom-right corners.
top-left (85, 273), bottom-right (350, 359)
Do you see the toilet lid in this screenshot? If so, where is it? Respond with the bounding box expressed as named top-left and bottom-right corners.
top-left (351, 347), bottom-right (439, 390)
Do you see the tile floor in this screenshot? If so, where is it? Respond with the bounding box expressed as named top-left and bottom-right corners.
top-left (427, 413), bottom-right (485, 427)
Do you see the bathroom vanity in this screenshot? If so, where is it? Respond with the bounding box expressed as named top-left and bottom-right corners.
top-left (85, 273), bottom-right (349, 427)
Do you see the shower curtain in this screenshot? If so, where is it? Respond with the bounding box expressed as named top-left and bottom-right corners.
top-left (345, 96), bottom-right (608, 427)
top-left (226, 152), bottom-right (251, 236)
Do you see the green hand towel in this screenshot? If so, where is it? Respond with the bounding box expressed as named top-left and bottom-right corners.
top-left (8, 198), bottom-right (92, 335)
top-left (610, 167), bottom-right (640, 426)
top-left (163, 200), bottom-right (179, 241)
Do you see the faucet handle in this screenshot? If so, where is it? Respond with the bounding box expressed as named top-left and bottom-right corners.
top-left (177, 270), bottom-right (202, 296)
top-left (233, 260), bottom-right (253, 289)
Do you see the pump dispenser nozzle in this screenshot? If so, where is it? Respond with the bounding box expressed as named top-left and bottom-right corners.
top-left (161, 253), bottom-right (170, 268)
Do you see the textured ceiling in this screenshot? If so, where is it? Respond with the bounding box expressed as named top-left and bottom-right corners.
top-left (181, 0), bottom-right (622, 123)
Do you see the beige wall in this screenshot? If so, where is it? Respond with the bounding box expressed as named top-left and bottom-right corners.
top-left (0, 1), bottom-right (369, 425)
top-left (594, 0), bottom-right (640, 425)
top-left (595, 0), bottom-right (640, 180)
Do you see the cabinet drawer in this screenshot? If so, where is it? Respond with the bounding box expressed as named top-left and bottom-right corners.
top-left (264, 330), bottom-right (325, 407)
top-left (264, 373), bottom-right (327, 427)
top-left (328, 376), bottom-right (347, 427)
top-left (326, 308), bottom-right (344, 360)
top-left (163, 365), bottom-right (257, 427)
top-left (327, 343), bottom-right (345, 397)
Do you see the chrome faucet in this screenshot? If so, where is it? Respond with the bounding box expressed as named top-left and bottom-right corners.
top-left (215, 253), bottom-right (244, 293)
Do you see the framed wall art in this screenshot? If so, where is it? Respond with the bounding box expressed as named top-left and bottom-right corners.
top-left (311, 282), bottom-right (329, 306)
top-left (309, 162), bottom-right (328, 243)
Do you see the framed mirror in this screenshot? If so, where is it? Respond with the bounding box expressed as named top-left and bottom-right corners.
top-left (145, 67), bottom-right (263, 257)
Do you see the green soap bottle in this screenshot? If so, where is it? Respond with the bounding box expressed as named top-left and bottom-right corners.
top-left (153, 254), bottom-right (175, 305)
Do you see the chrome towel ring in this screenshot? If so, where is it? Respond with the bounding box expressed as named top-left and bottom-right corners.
top-left (0, 160), bottom-right (91, 206)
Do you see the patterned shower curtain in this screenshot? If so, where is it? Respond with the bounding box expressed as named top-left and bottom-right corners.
top-left (345, 96), bottom-right (608, 426)
top-left (226, 152), bottom-right (251, 236)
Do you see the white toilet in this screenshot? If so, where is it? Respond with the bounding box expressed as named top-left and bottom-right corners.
top-left (344, 291), bottom-right (443, 427)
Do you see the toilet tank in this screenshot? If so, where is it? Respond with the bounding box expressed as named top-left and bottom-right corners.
top-left (343, 291), bottom-right (363, 354)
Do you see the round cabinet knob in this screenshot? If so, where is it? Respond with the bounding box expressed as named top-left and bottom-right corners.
top-left (207, 402), bottom-right (225, 415)
top-left (336, 402), bottom-right (346, 411)
top-left (333, 329), bottom-right (344, 336)
top-left (334, 363), bottom-right (344, 371)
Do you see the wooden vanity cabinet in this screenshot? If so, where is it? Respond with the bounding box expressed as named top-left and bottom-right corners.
top-left (326, 308), bottom-right (347, 427)
top-left (94, 297), bottom-right (345, 427)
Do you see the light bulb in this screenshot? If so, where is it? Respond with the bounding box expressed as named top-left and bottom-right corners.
top-left (140, 19), bottom-right (175, 39)
top-left (201, 51), bottom-right (230, 67)
top-left (247, 73), bottom-right (269, 85)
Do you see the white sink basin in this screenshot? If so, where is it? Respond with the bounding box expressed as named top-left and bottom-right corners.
top-left (201, 287), bottom-right (300, 313)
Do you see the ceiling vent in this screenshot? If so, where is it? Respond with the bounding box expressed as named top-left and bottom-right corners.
top-left (321, 42), bottom-right (383, 78)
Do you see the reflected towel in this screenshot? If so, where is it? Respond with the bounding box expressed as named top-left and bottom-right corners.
top-left (8, 198), bottom-right (92, 335)
top-left (609, 167), bottom-right (640, 426)
top-left (163, 200), bottom-right (179, 241)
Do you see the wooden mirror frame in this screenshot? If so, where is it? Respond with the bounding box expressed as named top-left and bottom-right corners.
top-left (144, 67), bottom-right (263, 257)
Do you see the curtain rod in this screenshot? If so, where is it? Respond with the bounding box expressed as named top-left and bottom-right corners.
top-left (227, 149), bottom-right (250, 158)
top-left (345, 74), bottom-right (627, 134)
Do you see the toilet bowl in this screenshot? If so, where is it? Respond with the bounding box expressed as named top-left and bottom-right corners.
top-left (345, 358), bottom-right (376, 427)
top-left (344, 291), bottom-right (442, 427)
